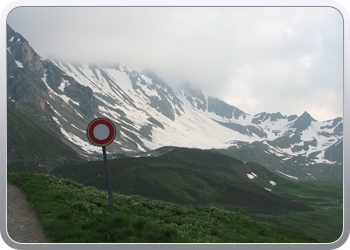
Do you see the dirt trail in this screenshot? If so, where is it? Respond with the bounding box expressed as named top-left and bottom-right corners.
top-left (7, 182), bottom-right (52, 243)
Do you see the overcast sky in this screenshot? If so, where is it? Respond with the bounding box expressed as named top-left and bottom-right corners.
top-left (7, 6), bottom-right (343, 121)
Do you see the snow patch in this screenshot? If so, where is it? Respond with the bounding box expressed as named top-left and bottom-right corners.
top-left (269, 180), bottom-right (276, 186)
top-left (52, 117), bottom-right (61, 126)
top-left (262, 141), bottom-right (287, 158)
top-left (307, 173), bottom-right (316, 180)
top-left (59, 94), bottom-right (80, 106)
top-left (71, 124), bottom-right (85, 133)
top-left (276, 170), bottom-right (298, 180)
top-left (282, 155), bottom-right (293, 161)
top-left (46, 102), bottom-right (62, 117)
top-left (313, 151), bottom-right (337, 164)
top-left (247, 173), bottom-right (256, 179)
top-left (15, 60), bottom-right (23, 68)
top-left (58, 79), bottom-right (70, 92)
top-left (264, 188), bottom-right (272, 192)
top-left (60, 127), bottom-right (100, 154)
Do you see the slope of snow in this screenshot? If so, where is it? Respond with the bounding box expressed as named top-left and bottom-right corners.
top-left (60, 127), bottom-right (101, 154)
top-left (49, 60), bottom-right (342, 163)
top-left (276, 170), bottom-right (299, 180)
top-left (54, 62), bottom-right (259, 150)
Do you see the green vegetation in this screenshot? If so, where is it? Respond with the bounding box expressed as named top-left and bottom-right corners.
top-left (7, 101), bottom-right (81, 167)
top-left (7, 148), bottom-right (343, 243)
top-left (7, 172), bottom-right (319, 243)
top-left (50, 148), bottom-right (313, 215)
top-left (263, 180), bottom-right (343, 243)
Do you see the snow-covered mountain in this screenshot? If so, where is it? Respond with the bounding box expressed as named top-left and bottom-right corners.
top-left (48, 60), bottom-right (343, 160)
top-left (7, 24), bottom-right (343, 180)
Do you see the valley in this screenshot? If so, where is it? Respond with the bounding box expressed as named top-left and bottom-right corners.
top-left (8, 148), bottom-right (343, 243)
top-left (6, 23), bottom-right (344, 244)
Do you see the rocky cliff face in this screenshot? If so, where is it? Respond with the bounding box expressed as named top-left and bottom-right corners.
top-left (7, 24), bottom-right (99, 128)
top-left (7, 25), bottom-right (54, 128)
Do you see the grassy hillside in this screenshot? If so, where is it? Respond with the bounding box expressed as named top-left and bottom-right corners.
top-left (264, 179), bottom-right (343, 242)
top-left (7, 172), bottom-right (319, 243)
top-left (51, 148), bottom-right (313, 215)
top-left (7, 147), bottom-right (343, 242)
top-left (7, 100), bottom-right (82, 171)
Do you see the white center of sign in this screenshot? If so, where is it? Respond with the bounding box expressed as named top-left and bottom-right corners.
top-left (93, 124), bottom-right (110, 140)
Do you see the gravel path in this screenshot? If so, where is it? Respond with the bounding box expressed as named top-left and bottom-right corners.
top-left (7, 183), bottom-right (52, 243)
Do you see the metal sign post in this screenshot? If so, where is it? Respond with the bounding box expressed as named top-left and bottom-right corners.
top-left (102, 146), bottom-right (114, 215)
top-left (87, 117), bottom-right (117, 215)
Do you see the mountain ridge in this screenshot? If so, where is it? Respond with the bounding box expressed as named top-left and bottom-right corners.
top-left (6, 24), bottom-right (343, 180)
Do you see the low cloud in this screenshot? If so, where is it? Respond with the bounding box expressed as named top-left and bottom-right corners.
top-left (7, 6), bottom-right (343, 121)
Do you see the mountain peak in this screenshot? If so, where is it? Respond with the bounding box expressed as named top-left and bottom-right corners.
top-left (181, 82), bottom-right (204, 96)
top-left (301, 111), bottom-right (314, 119)
top-left (179, 82), bottom-right (207, 111)
top-left (300, 111), bottom-right (317, 123)
top-left (292, 111), bottom-right (316, 131)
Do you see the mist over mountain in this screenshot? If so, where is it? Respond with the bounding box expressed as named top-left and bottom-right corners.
top-left (7, 24), bottom-right (343, 180)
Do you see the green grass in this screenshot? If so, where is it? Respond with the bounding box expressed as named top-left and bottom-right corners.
top-left (50, 148), bottom-right (314, 216)
top-left (8, 147), bottom-right (343, 243)
top-left (251, 180), bottom-right (343, 243)
top-left (7, 100), bottom-right (81, 166)
top-left (7, 172), bottom-right (319, 243)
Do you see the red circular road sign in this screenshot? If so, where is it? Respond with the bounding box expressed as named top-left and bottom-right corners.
top-left (87, 118), bottom-right (117, 147)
